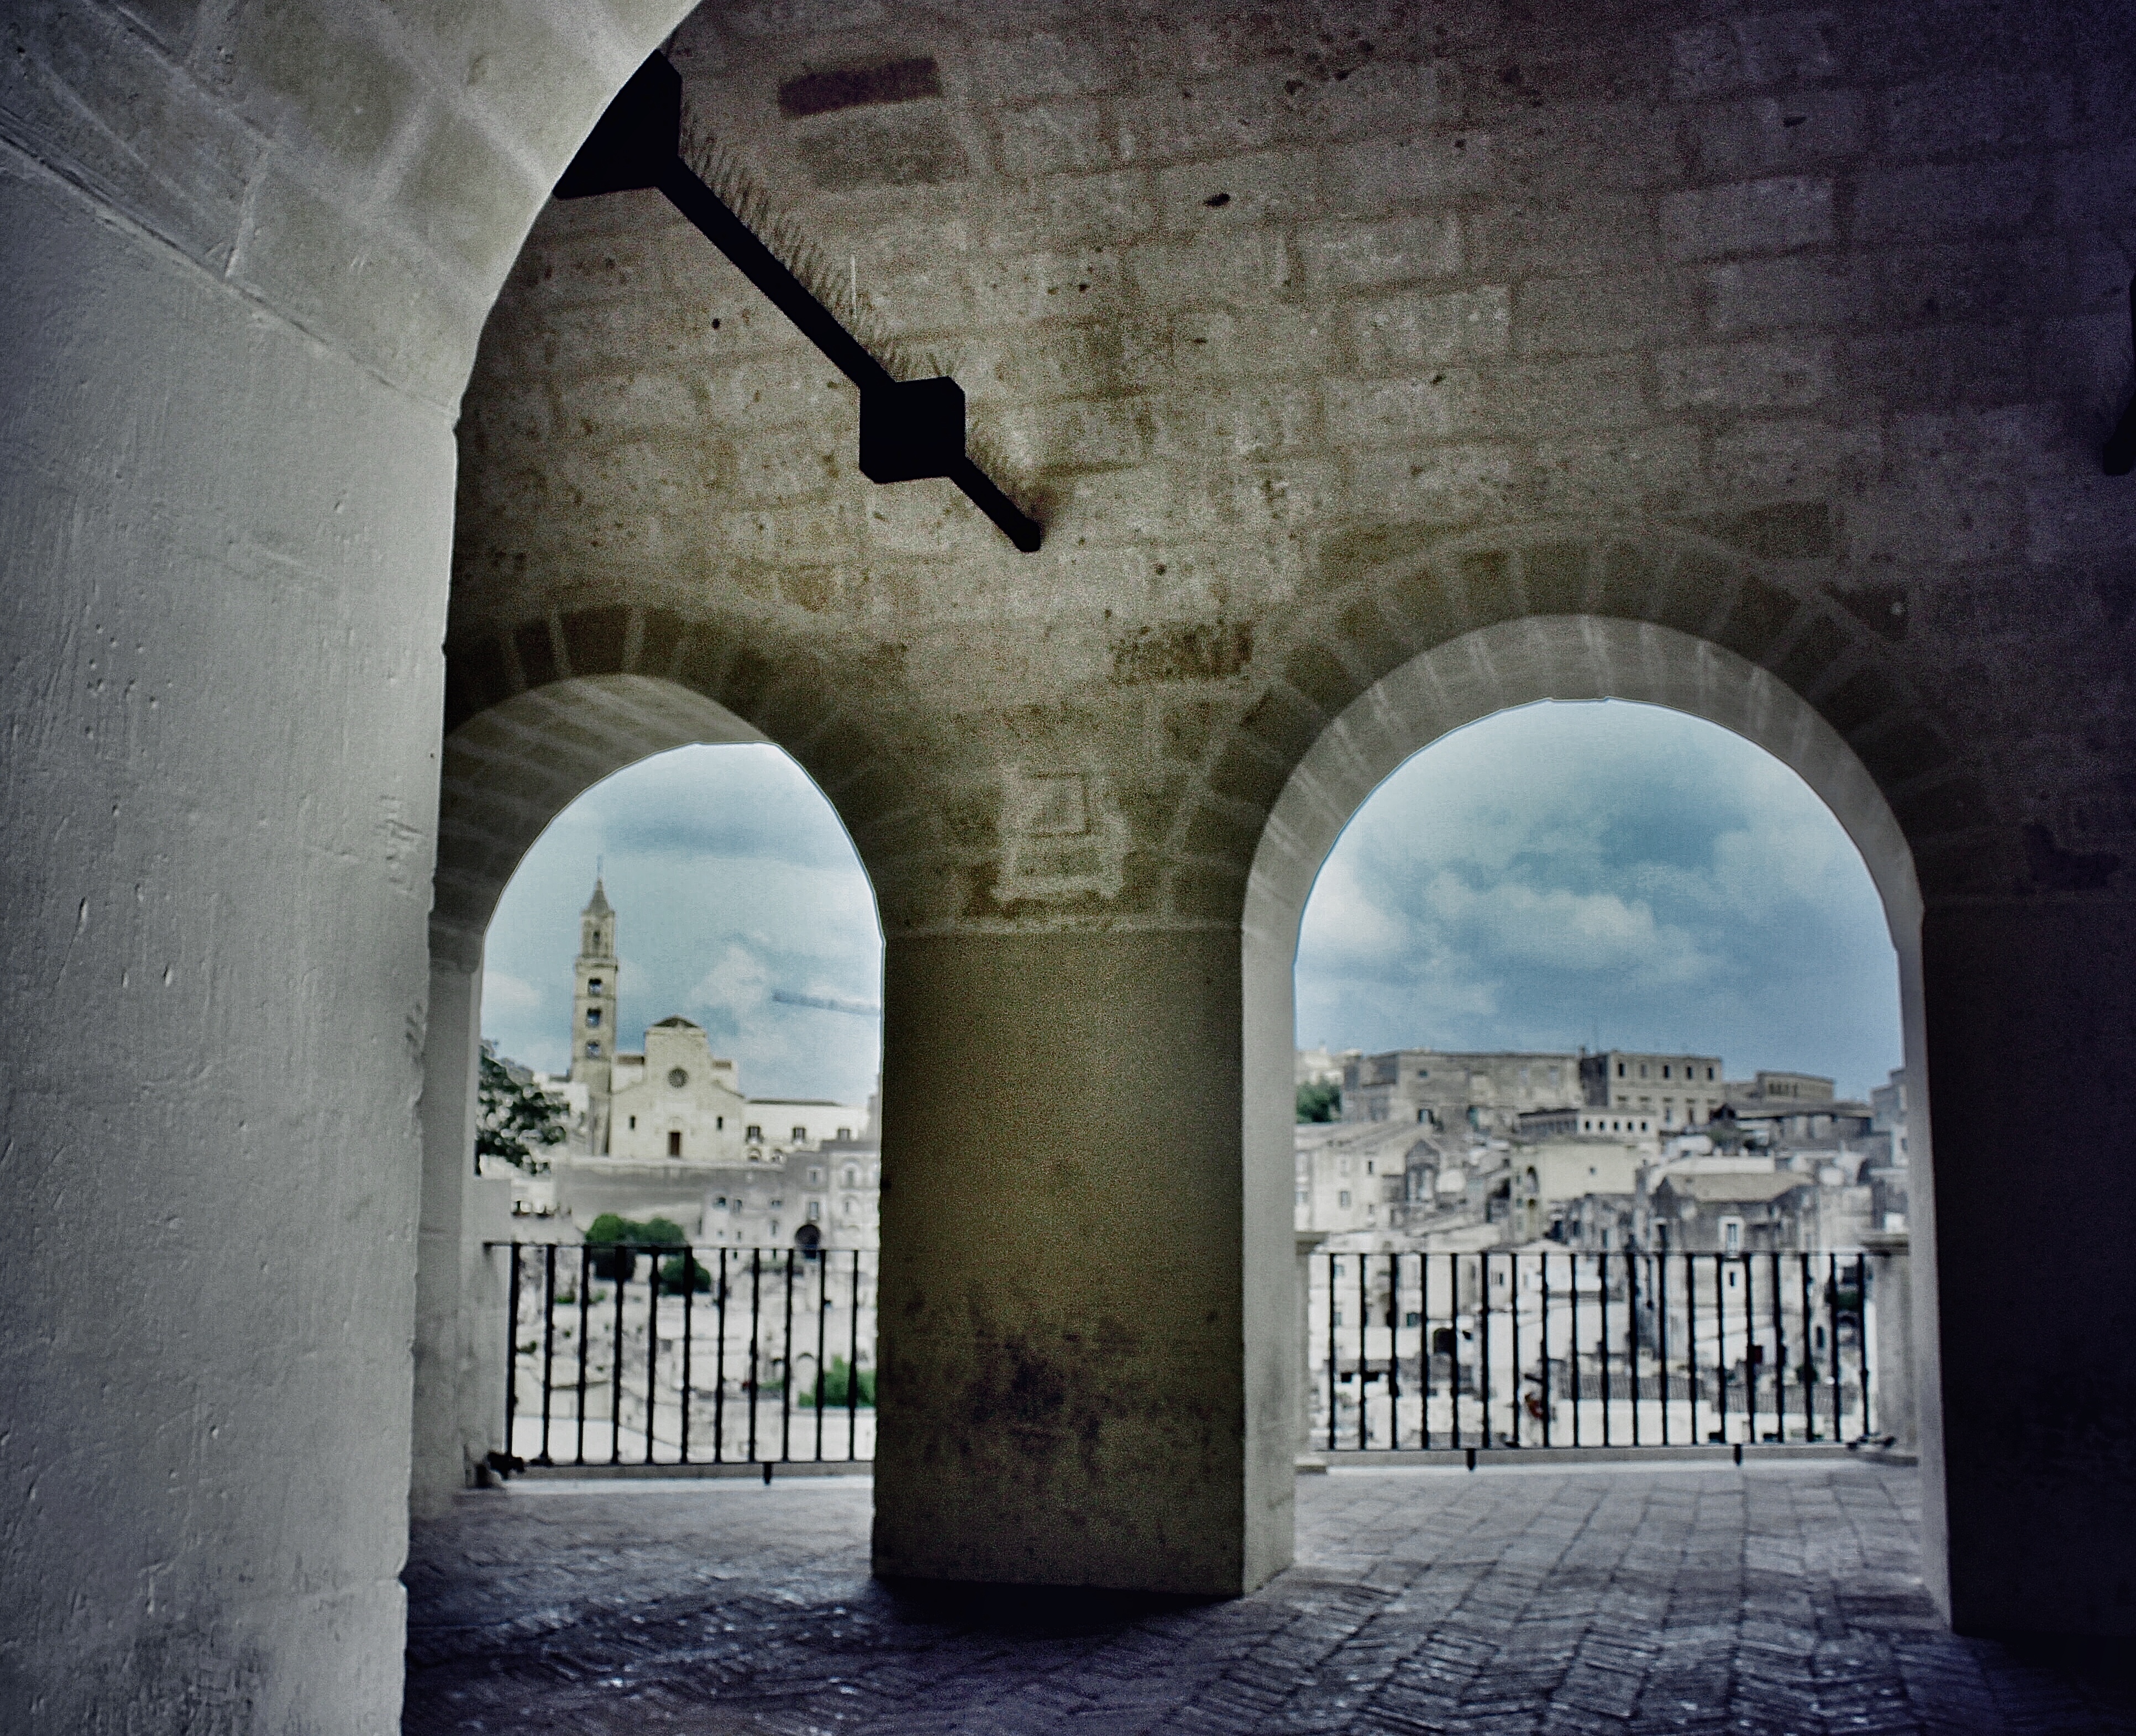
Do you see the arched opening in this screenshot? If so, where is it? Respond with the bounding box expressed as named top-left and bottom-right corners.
top-left (1291, 695), bottom-right (1909, 1452)
top-left (1245, 614), bottom-right (1945, 1602)
top-left (411, 677), bottom-right (885, 1508)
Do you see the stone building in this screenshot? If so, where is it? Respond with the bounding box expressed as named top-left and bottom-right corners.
top-left (11, 3), bottom-right (2136, 1719)
top-left (1579, 1050), bottom-right (1726, 1128)
top-left (1343, 1048), bottom-right (1582, 1133)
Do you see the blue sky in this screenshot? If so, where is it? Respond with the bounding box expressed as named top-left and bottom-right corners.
top-left (481, 701), bottom-right (1903, 1105)
top-left (1295, 701), bottom-right (1902, 1099)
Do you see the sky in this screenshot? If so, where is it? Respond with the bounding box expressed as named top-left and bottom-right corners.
top-left (1295, 700), bottom-right (1903, 1099)
top-left (481, 700), bottom-right (1903, 1107)
top-left (481, 744), bottom-right (884, 1105)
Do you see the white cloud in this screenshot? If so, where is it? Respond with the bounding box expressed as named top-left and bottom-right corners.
top-left (1294, 700), bottom-right (1903, 1094)
top-left (482, 970), bottom-right (544, 1016)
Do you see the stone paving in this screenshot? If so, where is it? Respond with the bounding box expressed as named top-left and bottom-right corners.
top-left (403, 1462), bottom-right (2134, 1734)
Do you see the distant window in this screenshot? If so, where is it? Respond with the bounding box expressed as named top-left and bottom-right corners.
top-left (588, 978), bottom-right (602, 995)
top-left (668, 1067), bottom-right (688, 1088)
top-left (1661, 1064), bottom-right (1670, 1079)
top-left (1405, 1312), bottom-right (1421, 1328)
top-left (715, 1195), bottom-right (726, 1208)
top-left (668, 1131), bottom-right (682, 1157)
top-left (844, 1166), bottom-right (859, 1187)
top-left (747, 1125), bottom-right (762, 1142)
top-left (837, 1126), bottom-right (852, 1139)
top-left (1724, 1219), bottom-right (1743, 1255)
top-left (1339, 1190), bottom-right (1351, 1208)
top-left (586, 1009), bottom-right (601, 1027)
top-left (809, 1167), bottom-right (822, 1185)
top-left (1297, 1188), bottom-right (1309, 1205)
top-left (807, 1200), bottom-right (822, 1221)
top-left (1617, 1062), bottom-right (1625, 1077)
top-left (716, 1115), bottom-right (723, 1129)
top-left (792, 1125), bottom-right (807, 1141)
top-left (586, 1041), bottom-right (600, 1057)
top-left (1706, 1067), bottom-right (1715, 1080)
top-left (628, 1115), bottom-right (636, 1129)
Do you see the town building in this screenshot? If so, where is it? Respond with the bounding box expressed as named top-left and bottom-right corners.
top-left (1342, 1049), bottom-right (1582, 1135)
top-left (1578, 1051), bottom-right (1726, 1130)
top-left (529, 880), bottom-right (872, 1249)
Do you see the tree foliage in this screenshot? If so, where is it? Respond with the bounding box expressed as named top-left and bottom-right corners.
top-left (799, 1355), bottom-right (876, 1409)
top-left (582, 1213), bottom-right (685, 1282)
top-left (1297, 1079), bottom-right (1342, 1123)
top-left (477, 1041), bottom-right (570, 1169)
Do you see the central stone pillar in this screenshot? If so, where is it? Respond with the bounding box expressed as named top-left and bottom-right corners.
top-left (872, 928), bottom-right (1292, 1595)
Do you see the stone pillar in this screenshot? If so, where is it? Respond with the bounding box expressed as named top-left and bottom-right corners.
top-left (1860, 1229), bottom-right (1914, 1453)
top-left (411, 950), bottom-right (513, 1516)
top-left (871, 929), bottom-right (1292, 1596)
top-left (0, 163), bottom-right (450, 1728)
top-left (1922, 900), bottom-right (2136, 1638)
top-left (1296, 1231), bottom-right (1329, 1466)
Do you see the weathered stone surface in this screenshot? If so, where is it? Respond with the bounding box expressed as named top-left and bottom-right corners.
top-left (402, 1464), bottom-right (2136, 1734)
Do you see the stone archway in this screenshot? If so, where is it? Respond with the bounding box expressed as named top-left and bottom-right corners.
top-left (1240, 602), bottom-right (1946, 1605)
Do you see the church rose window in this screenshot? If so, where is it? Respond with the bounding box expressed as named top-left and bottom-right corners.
top-left (668, 1067), bottom-right (687, 1087)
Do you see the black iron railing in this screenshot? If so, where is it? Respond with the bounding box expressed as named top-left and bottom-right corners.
top-left (495, 1243), bottom-right (877, 1467)
top-left (1310, 1249), bottom-right (1876, 1452)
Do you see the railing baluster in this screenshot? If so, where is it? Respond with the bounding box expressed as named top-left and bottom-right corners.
top-left (505, 1243), bottom-right (522, 1469)
top-left (714, 1248), bottom-right (729, 1464)
top-left (1356, 1251), bottom-right (1368, 1451)
top-left (1626, 1249), bottom-right (1640, 1447)
top-left (1479, 1252), bottom-right (1492, 1450)
top-left (815, 1247), bottom-right (830, 1462)
top-left (610, 1245), bottom-right (627, 1465)
top-left (680, 1245), bottom-right (696, 1465)
top-left (1769, 1249), bottom-right (1784, 1445)
top-left (1539, 1253), bottom-right (1551, 1449)
top-left (1656, 1251), bottom-right (1669, 1447)
top-left (576, 1245), bottom-right (591, 1466)
top-left (1569, 1250), bottom-right (1581, 1448)
top-left (1798, 1253), bottom-right (1814, 1440)
top-left (1325, 1253), bottom-right (1337, 1455)
top-left (1855, 1254), bottom-right (1871, 1443)
top-left (847, 1249), bottom-right (862, 1461)
top-left (747, 1249), bottom-right (762, 1464)
top-left (1510, 1251), bottom-right (1523, 1450)
top-left (644, 1246), bottom-right (658, 1465)
top-left (1387, 1251), bottom-right (1402, 1451)
top-left (1828, 1252), bottom-right (1841, 1445)
top-left (539, 1245), bottom-right (557, 1465)
top-left (781, 1248), bottom-right (796, 1464)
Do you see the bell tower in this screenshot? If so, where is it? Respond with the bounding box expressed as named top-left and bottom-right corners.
top-left (570, 880), bottom-right (618, 1147)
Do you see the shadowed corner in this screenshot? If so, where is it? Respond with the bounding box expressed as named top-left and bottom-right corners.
top-left (872, 1577), bottom-right (1228, 1634)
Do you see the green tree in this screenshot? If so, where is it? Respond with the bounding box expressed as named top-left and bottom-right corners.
top-left (799, 1355), bottom-right (875, 1408)
top-left (476, 1041), bottom-right (569, 1170)
top-left (1297, 1079), bottom-right (1341, 1123)
top-left (583, 1213), bottom-right (686, 1282)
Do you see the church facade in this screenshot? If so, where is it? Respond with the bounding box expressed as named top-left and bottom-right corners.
top-left (524, 879), bottom-right (877, 1251)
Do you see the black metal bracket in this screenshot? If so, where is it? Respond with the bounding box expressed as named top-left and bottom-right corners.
top-left (2106, 273), bottom-right (2136, 478)
top-left (557, 53), bottom-right (1041, 551)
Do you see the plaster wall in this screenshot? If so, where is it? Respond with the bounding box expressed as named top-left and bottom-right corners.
top-left (0, 155), bottom-right (450, 1729)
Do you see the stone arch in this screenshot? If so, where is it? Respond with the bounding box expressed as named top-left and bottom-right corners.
top-left (1178, 525), bottom-right (1990, 929)
top-left (414, 661), bottom-right (893, 1512)
top-left (1238, 605), bottom-right (1947, 1608)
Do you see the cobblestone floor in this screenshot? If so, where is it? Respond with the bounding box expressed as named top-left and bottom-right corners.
top-left (404, 1462), bottom-right (2133, 1734)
